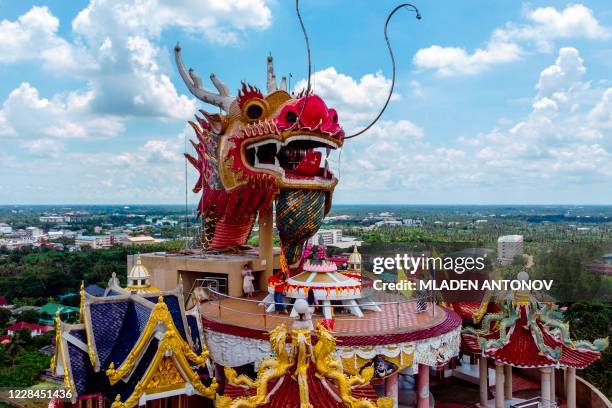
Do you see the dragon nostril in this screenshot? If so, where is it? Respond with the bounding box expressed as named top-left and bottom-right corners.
top-left (286, 110), bottom-right (298, 123)
top-left (332, 113), bottom-right (338, 124)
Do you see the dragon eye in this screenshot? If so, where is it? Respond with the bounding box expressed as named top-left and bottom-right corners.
top-left (246, 104), bottom-right (263, 120)
top-left (241, 99), bottom-right (268, 122)
top-left (332, 113), bottom-right (338, 124)
top-left (286, 110), bottom-right (298, 123)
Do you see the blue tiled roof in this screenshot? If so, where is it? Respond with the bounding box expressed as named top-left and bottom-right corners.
top-left (67, 330), bottom-right (97, 396)
top-left (85, 284), bottom-right (106, 297)
top-left (66, 331), bottom-right (159, 401)
top-left (89, 300), bottom-right (152, 369)
top-left (107, 338), bottom-right (159, 401)
top-left (64, 290), bottom-right (199, 402)
top-left (145, 295), bottom-right (187, 342)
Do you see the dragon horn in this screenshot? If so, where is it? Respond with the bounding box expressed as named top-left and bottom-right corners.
top-left (174, 43), bottom-right (234, 112)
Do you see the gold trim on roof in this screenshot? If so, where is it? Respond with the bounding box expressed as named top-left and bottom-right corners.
top-left (79, 281), bottom-right (85, 323)
top-left (110, 325), bottom-right (217, 408)
top-left (79, 281), bottom-right (98, 368)
top-left (81, 294), bottom-right (98, 368)
top-left (50, 311), bottom-right (77, 398)
top-left (222, 324), bottom-right (292, 407)
top-left (106, 296), bottom-right (209, 385)
top-left (218, 324), bottom-right (393, 408)
top-left (125, 284), bottom-right (161, 293)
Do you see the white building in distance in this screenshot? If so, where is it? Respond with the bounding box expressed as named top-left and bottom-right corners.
top-left (497, 235), bottom-right (524, 265)
top-left (307, 228), bottom-right (362, 249)
top-left (75, 235), bottom-right (112, 249)
top-left (39, 215), bottom-right (71, 224)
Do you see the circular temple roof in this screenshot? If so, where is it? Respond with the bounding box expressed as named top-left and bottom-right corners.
top-left (129, 255), bottom-right (150, 280)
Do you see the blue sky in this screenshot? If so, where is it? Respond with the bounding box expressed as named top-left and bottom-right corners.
top-left (0, 0), bottom-right (611, 204)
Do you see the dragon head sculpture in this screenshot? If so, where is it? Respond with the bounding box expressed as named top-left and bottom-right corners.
top-left (176, 46), bottom-right (343, 267)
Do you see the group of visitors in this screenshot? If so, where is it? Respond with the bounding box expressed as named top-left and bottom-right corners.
top-left (242, 264), bottom-right (320, 317)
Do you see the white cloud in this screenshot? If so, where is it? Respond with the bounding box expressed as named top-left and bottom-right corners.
top-left (72, 0), bottom-right (272, 45)
top-left (413, 42), bottom-right (521, 76)
top-left (500, 4), bottom-right (611, 52)
top-left (24, 139), bottom-right (64, 158)
top-left (0, 6), bottom-right (96, 73)
top-left (88, 36), bottom-right (195, 119)
top-left (536, 47), bottom-right (586, 97)
top-left (467, 48), bottom-right (611, 183)
top-left (0, 83), bottom-right (124, 140)
top-left (589, 88), bottom-right (612, 128)
top-left (334, 47), bottom-right (612, 203)
top-left (0, 1), bottom-right (273, 122)
top-left (414, 4), bottom-right (610, 76)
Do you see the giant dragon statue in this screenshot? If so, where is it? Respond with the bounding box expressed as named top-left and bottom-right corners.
top-left (175, 3), bottom-right (421, 270)
top-left (176, 47), bottom-right (343, 268)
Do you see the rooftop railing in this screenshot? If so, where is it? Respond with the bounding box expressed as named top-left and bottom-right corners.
top-left (197, 281), bottom-right (440, 334)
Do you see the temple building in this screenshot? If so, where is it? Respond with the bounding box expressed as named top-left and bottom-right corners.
top-left (50, 31), bottom-right (611, 407)
top-left (51, 278), bottom-right (216, 408)
top-left (461, 273), bottom-right (607, 408)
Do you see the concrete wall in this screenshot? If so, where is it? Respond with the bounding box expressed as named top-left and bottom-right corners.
top-left (129, 251), bottom-right (280, 298)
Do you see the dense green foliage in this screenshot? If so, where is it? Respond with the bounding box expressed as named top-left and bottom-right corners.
top-left (0, 330), bottom-right (52, 387)
top-left (0, 242), bottom-right (185, 303)
top-left (566, 302), bottom-right (612, 397)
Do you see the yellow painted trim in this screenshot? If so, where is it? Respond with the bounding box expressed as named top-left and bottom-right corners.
top-left (110, 327), bottom-right (217, 408)
top-left (50, 312), bottom-right (77, 397)
top-left (219, 324), bottom-right (391, 408)
top-left (106, 296), bottom-right (209, 385)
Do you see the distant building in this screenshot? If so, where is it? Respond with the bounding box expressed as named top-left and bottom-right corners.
top-left (47, 230), bottom-right (64, 240)
top-left (6, 321), bottom-right (53, 337)
top-left (39, 215), bottom-right (71, 224)
top-left (375, 220), bottom-right (403, 227)
top-left (0, 223), bottom-right (12, 235)
top-left (123, 235), bottom-right (159, 246)
top-left (402, 218), bottom-right (423, 227)
top-left (497, 235), bottom-right (524, 265)
top-left (323, 214), bottom-right (351, 224)
top-left (75, 235), bottom-right (112, 249)
top-left (308, 229), bottom-right (343, 246)
top-left (25, 226), bottom-right (43, 239)
top-left (586, 253), bottom-right (612, 276)
top-left (307, 229), bottom-right (362, 249)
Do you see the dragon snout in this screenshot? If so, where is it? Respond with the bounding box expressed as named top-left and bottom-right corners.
top-left (275, 95), bottom-right (344, 139)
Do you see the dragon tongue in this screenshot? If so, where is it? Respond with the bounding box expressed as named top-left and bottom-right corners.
top-left (293, 150), bottom-right (322, 177)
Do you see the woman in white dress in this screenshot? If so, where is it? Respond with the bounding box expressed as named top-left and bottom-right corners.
top-left (242, 264), bottom-right (255, 298)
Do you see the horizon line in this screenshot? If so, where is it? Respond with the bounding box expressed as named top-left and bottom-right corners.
top-left (1, 203), bottom-right (612, 207)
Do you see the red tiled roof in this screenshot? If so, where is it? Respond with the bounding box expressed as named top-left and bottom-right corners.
top-left (462, 306), bottom-right (601, 369)
top-left (7, 321), bottom-right (53, 332)
top-left (202, 308), bottom-right (462, 347)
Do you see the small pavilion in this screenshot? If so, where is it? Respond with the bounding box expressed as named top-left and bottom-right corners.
top-left (462, 273), bottom-right (607, 408)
